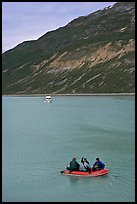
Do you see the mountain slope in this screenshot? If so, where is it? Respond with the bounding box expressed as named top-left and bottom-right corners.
top-left (2, 2), bottom-right (135, 94)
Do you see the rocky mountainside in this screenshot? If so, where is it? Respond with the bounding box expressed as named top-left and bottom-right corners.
top-left (2, 2), bottom-right (135, 94)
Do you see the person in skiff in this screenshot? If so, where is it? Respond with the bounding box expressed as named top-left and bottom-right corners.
top-left (80, 157), bottom-right (91, 172)
top-left (66, 157), bottom-right (80, 172)
top-left (92, 157), bottom-right (105, 171)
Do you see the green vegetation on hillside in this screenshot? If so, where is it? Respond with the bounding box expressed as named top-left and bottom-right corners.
top-left (2, 2), bottom-right (135, 94)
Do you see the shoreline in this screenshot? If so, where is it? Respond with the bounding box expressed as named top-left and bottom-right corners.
top-left (2, 93), bottom-right (135, 97)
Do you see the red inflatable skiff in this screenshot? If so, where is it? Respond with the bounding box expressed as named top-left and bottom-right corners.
top-left (61, 168), bottom-right (109, 177)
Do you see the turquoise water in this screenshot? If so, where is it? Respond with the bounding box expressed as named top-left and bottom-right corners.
top-left (2, 96), bottom-right (135, 202)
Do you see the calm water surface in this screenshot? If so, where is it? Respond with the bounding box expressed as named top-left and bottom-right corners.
top-left (2, 96), bottom-right (135, 202)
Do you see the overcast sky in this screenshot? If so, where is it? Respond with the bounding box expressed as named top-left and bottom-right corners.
top-left (2, 2), bottom-right (116, 53)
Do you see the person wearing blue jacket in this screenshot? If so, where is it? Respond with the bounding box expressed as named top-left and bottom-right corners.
top-left (92, 158), bottom-right (105, 171)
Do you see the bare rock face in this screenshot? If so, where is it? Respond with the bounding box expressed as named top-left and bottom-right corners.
top-left (2, 2), bottom-right (135, 94)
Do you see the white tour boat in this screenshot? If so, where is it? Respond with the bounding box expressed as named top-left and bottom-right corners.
top-left (44, 95), bottom-right (52, 103)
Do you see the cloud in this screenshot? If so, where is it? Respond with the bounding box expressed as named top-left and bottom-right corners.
top-left (2, 2), bottom-right (116, 52)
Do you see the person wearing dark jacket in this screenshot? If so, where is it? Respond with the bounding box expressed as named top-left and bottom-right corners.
top-left (92, 158), bottom-right (105, 171)
top-left (66, 157), bottom-right (80, 172)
